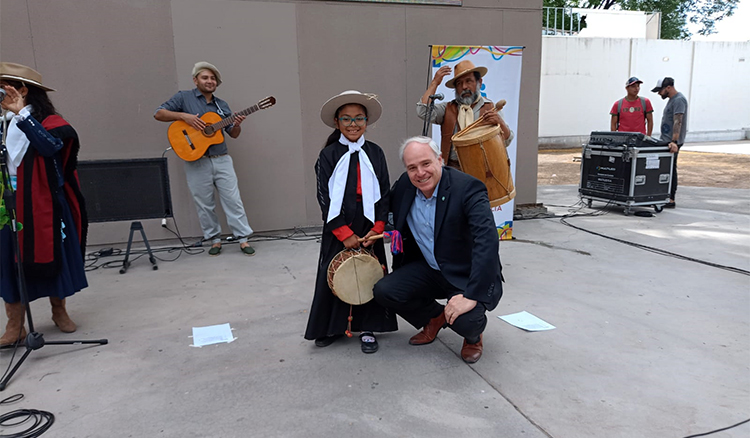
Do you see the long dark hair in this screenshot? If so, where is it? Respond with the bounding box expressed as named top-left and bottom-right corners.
top-left (323, 103), bottom-right (368, 148)
top-left (4, 80), bottom-right (58, 121)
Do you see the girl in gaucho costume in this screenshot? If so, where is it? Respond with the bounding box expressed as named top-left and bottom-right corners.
top-left (304, 90), bottom-right (397, 353)
top-left (0, 62), bottom-right (88, 347)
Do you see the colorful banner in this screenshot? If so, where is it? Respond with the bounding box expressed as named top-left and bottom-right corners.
top-left (427, 45), bottom-right (523, 240)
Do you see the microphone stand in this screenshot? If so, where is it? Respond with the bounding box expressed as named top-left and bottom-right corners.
top-left (0, 107), bottom-right (107, 391)
top-left (421, 95), bottom-right (441, 136)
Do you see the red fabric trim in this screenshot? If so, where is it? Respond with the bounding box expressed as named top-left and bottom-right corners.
top-left (371, 221), bottom-right (385, 234)
top-left (17, 150), bottom-right (55, 266)
top-left (356, 162), bottom-right (361, 195)
top-left (40, 114), bottom-right (68, 130)
top-left (332, 225), bottom-right (355, 242)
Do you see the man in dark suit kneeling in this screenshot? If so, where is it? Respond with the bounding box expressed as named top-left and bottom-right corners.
top-left (373, 136), bottom-right (503, 363)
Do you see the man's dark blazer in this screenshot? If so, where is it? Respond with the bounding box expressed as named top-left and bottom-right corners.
top-left (390, 166), bottom-right (503, 311)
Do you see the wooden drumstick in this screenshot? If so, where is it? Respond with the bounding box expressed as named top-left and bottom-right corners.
top-left (456, 99), bottom-right (510, 141)
top-left (357, 234), bottom-right (384, 242)
top-left (493, 100), bottom-right (509, 138)
top-left (461, 98), bottom-right (508, 133)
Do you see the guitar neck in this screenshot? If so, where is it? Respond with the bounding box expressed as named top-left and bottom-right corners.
top-left (210, 105), bottom-right (260, 131)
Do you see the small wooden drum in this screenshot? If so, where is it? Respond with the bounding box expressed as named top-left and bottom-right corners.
top-left (451, 123), bottom-right (516, 207)
top-left (327, 249), bottom-right (383, 305)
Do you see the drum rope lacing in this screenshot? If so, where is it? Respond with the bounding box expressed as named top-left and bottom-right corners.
top-left (346, 250), bottom-right (366, 338)
top-left (479, 142), bottom-right (512, 192)
top-left (327, 247), bottom-right (386, 337)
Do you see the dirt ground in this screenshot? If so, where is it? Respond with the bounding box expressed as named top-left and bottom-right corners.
top-left (538, 149), bottom-right (750, 189)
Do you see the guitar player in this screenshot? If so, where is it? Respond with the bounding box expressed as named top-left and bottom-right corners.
top-left (154, 61), bottom-right (255, 256)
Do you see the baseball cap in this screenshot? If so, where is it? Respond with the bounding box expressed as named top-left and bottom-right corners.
top-left (625, 77), bottom-right (643, 87)
top-left (651, 77), bottom-right (674, 93)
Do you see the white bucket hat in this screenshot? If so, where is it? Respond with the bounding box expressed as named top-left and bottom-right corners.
top-left (192, 61), bottom-right (222, 86)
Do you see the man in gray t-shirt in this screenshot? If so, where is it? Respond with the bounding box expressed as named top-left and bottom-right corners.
top-left (652, 77), bottom-right (688, 206)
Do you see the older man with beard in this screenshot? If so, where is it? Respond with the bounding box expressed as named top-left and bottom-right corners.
top-left (417, 60), bottom-right (513, 170)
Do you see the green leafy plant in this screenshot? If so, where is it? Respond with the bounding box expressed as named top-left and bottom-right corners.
top-left (0, 176), bottom-right (22, 231)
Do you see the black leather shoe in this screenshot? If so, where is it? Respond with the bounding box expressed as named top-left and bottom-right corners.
top-left (360, 332), bottom-right (378, 354)
top-left (315, 334), bottom-right (343, 347)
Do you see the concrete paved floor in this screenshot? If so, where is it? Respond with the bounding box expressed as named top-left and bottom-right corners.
top-left (0, 185), bottom-right (748, 438)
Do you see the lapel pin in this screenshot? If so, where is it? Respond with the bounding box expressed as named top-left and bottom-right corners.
top-left (441, 196), bottom-right (445, 201)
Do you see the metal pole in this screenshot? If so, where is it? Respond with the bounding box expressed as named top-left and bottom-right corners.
top-left (423, 45), bottom-right (433, 136)
top-left (554, 8), bottom-right (557, 35)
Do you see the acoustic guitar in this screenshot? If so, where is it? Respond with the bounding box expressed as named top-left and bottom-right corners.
top-left (168, 96), bottom-right (276, 161)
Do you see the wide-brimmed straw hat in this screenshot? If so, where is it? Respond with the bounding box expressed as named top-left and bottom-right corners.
top-left (445, 60), bottom-right (488, 89)
top-left (0, 62), bottom-right (56, 91)
top-left (320, 90), bottom-right (382, 128)
top-left (192, 61), bottom-right (222, 86)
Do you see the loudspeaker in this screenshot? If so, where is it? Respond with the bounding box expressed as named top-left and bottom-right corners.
top-left (77, 158), bottom-right (173, 223)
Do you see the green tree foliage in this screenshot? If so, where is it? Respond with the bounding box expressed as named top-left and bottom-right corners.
top-left (543, 0), bottom-right (739, 39)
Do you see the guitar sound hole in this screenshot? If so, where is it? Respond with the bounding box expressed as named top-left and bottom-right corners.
top-left (203, 127), bottom-right (214, 135)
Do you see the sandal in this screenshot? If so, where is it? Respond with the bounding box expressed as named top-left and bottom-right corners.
top-left (208, 245), bottom-right (222, 256)
top-left (360, 332), bottom-right (378, 354)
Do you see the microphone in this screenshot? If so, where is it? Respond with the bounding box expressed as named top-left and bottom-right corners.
top-left (429, 93), bottom-right (444, 101)
top-left (0, 88), bottom-right (6, 103)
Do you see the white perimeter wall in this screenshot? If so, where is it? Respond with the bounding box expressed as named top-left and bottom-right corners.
top-left (540, 37), bottom-right (750, 146)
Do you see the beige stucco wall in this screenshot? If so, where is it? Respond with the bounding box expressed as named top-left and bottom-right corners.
top-left (1, 0), bottom-right (542, 245)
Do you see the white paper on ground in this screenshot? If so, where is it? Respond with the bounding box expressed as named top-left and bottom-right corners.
top-left (498, 311), bottom-right (555, 331)
top-left (190, 323), bottom-right (236, 347)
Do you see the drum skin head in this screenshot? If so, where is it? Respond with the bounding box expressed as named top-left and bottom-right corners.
top-left (330, 252), bottom-right (383, 305)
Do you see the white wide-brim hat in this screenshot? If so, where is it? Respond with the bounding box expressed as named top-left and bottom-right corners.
top-left (320, 90), bottom-right (382, 128)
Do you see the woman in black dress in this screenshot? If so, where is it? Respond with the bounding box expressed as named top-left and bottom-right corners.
top-left (304, 90), bottom-right (397, 353)
top-left (0, 62), bottom-right (88, 347)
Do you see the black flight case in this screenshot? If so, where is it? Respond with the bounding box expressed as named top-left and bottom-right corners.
top-left (579, 131), bottom-right (673, 215)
